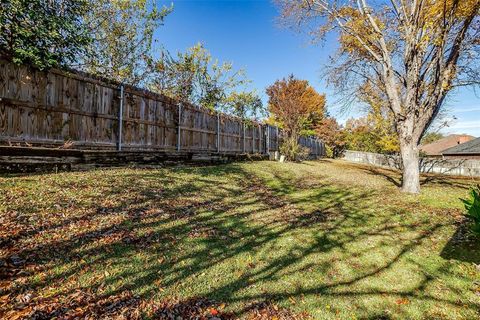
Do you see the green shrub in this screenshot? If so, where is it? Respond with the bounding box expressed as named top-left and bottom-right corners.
top-left (460, 185), bottom-right (480, 235)
top-left (280, 136), bottom-right (310, 162)
top-left (325, 145), bottom-right (334, 158)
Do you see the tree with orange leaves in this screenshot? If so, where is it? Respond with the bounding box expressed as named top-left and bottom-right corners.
top-left (315, 116), bottom-right (346, 157)
top-left (266, 75), bottom-right (326, 160)
top-left (277, 0), bottom-right (480, 193)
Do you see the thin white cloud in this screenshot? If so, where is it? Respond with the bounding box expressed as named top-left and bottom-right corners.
top-left (447, 121), bottom-right (480, 129)
top-left (453, 107), bottom-right (480, 113)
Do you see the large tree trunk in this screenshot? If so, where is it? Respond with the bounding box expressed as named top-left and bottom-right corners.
top-left (399, 140), bottom-right (420, 194)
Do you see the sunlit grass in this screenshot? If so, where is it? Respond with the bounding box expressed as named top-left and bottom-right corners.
top-left (1, 160), bottom-right (479, 319)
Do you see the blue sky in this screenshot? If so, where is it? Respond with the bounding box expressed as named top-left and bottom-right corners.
top-left (155, 0), bottom-right (480, 136)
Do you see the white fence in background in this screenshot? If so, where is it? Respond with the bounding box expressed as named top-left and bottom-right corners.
top-left (343, 150), bottom-right (480, 177)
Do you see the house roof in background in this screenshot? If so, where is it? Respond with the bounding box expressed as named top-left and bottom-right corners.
top-left (419, 134), bottom-right (475, 156)
top-left (442, 137), bottom-right (480, 155)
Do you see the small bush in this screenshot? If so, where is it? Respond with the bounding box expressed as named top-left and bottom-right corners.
top-left (325, 145), bottom-right (334, 158)
top-left (280, 137), bottom-right (310, 162)
top-left (460, 185), bottom-right (480, 235)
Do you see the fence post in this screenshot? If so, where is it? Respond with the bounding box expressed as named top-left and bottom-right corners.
top-left (263, 126), bottom-right (266, 154)
top-left (243, 121), bottom-right (246, 153)
top-left (265, 125), bottom-right (269, 155)
top-left (261, 125), bottom-right (264, 154)
top-left (252, 124), bottom-right (255, 153)
top-left (276, 126), bottom-right (279, 152)
top-left (117, 84), bottom-right (124, 151)
top-left (217, 113), bottom-right (220, 153)
top-left (258, 125), bottom-right (261, 154)
top-left (177, 103), bottom-right (182, 152)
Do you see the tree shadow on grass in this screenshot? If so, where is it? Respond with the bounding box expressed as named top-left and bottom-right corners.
top-left (420, 174), bottom-right (478, 189)
top-left (361, 166), bottom-right (402, 187)
top-left (440, 221), bottom-right (480, 264)
top-left (1, 163), bottom-right (478, 319)
top-left (359, 163), bottom-right (479, 190)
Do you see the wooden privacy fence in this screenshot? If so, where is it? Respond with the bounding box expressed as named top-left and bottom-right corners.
top-left (0, 59), bottom-right (325, 157)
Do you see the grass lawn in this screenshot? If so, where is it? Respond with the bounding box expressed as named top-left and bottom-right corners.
top-left (1, 159), bottom-right (479, 319)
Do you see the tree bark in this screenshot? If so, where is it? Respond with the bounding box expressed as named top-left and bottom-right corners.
top-left (399, 141), bottom-right (420, 194)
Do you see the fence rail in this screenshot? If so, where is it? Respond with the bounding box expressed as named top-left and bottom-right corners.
top-left (0, 59), bottom-right (325, 157)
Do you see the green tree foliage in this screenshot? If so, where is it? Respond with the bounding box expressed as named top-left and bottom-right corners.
top-left (151, 43), bottom-right (244, 108)
top-left (342, 80), bottom-right (400, 155)
top-left (421, 132), bottom-right (445, 145)
top-left (151, 43), bottom-right (262, 115)
top-left (343, 118), bottom-right (378, 153)
top-left (82, 0), bottom-right (171, 86)
top-left (0, 0), bottom-right (90, 69)
top-left (222, 91), bottom-right (264, 120)
top-left (355, 81), bottom-right (400, 154)
top-left (343, 115), bottom-right (399, 155)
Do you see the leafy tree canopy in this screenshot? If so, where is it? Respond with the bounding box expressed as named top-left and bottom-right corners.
top-left (343, 115), bottom-right (398, 155)
top-left (81, 0), bottom-right (172, 85)
top-left (221, 91), bottom-right (265, 120)
top-left (150, 43), bottom-right (263, 116)
top-left (0, 0), bottom-right (91, 69)
top-left (266, 75), bottom-right (326, 160)
top-left (421, 132), bottom-right (445, 145)
top-left (315, 116), bottom-right (345, 157)
top-left (266, 75), bottom-right (326, 138)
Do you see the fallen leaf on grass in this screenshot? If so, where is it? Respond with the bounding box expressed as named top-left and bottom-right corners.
top-left (395, 298), bottom-right (409, 305)
top-left (245, 301), bottom-right (311, 320)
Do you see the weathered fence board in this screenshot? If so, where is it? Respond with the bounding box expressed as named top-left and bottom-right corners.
top-left (0, 59), bottom-right (325, 157)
